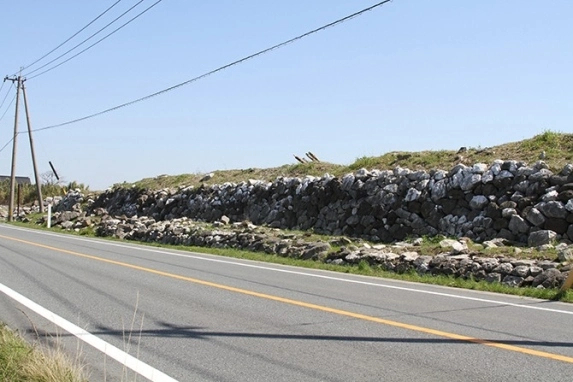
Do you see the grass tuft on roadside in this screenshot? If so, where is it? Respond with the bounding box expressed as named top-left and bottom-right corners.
top-left (0, 324), bottom-right (87, 382)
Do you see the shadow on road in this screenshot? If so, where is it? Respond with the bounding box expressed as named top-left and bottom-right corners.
top-left (31, 319), bottom-right (573, 348)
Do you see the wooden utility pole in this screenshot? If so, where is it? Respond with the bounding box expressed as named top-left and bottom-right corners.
top-left (21, 80), bottom-right (44, 212)
top-left (5, 76), bottom-right (21, 222)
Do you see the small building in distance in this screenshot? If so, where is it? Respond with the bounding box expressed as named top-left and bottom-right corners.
top-left (0, 176), bottom-right (32, 185)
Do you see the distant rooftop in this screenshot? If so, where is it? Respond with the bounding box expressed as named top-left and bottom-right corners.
top-left (0, 176), bottom-right (31, 185)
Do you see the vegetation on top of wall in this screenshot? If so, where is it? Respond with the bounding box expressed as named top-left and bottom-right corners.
top-left (0, 179), bottom-right (89, 205)
top-left (124, 131), bottom-right (573, 191)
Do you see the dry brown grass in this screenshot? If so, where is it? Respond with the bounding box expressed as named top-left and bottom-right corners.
top-left (0, 323), bottom-right (88, 382)
top-left (124, 131), bottom-right (572, 190)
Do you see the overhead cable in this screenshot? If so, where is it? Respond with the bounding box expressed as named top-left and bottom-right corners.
top-left (24, 0), bottom-right (159, 79)
top-left (0, 85), bottom-right (16, 123)
top-left (0, 136), bottom-right (15, 154)
top-left (15, 0), bottom-right (124, 75)
top-left (0, 82), bottom-right (13, 111)
top-left (32, 0), bottom-right (392, 132)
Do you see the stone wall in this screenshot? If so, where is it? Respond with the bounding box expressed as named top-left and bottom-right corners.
top-left (40, 159), bottom-right (573, 289)
top-left (90, 160), bottom-right (573, 245)
top-left (86, 216), bottom-right (569, 289)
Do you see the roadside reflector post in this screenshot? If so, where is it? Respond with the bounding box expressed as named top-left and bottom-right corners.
top-left (47, 204), bottom-right (52, 228)
top-left (17, 184), bottom-right (21, 217)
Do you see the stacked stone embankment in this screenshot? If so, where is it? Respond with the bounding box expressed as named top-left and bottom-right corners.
top-left (91, 160), bottom-right (573, 245)
top-left (41, 159), bottom-right (573, 289)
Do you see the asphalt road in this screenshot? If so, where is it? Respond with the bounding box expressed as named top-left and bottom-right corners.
top-left (0, 224), bottom-right (572, 381)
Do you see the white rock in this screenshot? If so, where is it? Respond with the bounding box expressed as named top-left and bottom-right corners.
top-left (481, 170), bottom-right (494, 183)
top-left (430, 180), bottom-right (447, 201)
top-left (439, 239), bottom-right (467, 253)
top-left (472, 163), bottom-right (488, 174)
top-left (502, 208), bottom-right (517, 218)
top-left (461, 173), bottom-right (482, 191)
top-left (405, 188), bottom-right (422, 202)
top-left (491, 162), bottom-right (502, 175)
top-left (434, 170), bottom-right (447, 181)
top-left (542, 190), bottom-right (559, 202)
top-left (566, 200), bottom-right (573, 213)
top-left (384, 184), bottom-right (399, 193)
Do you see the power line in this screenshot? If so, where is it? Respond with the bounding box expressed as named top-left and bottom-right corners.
top-left (28, 0), bottom-right (164, 80)
top-left (0, 95), bottom-right (16, 123)
top-left (0, 82), bottom-right (13, 111)
top-left (0, 84), bottom-right (16, 123)
top-left (0, 136), bottom-right (15, 155)
top-left (31, 0), bottom-right (393, 133)
top-left (15, 0), bottom-right (124, 75)
top-left (24, 0), bottom-right (155, 78)
top-left (24, 0), bottom-right (146, 77)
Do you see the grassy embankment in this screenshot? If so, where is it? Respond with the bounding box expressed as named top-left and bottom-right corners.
top-left (128, 130), bottom-right (573, 190)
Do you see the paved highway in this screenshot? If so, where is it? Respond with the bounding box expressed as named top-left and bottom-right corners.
top-left (0, 224), bottom-right (572, 381)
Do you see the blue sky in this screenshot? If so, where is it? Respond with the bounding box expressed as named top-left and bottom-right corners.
top-left (1, 0), bottom-right (571, 190)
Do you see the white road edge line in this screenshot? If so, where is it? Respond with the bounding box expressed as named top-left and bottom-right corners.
top-left (3, 224), bottom-right (573, 316)
top-left (0, 282), bottom-right (179, 382)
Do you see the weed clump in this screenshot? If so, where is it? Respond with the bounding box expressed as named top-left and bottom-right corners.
top-left (0, 324), bottom-right (87, 382)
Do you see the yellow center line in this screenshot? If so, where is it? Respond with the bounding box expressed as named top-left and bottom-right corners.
top-left (3, 233), bottom-right (573, 364)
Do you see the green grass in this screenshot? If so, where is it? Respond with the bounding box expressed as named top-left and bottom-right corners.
top-left (143, 240), bottom-right (573, 302)
top-left (521, 129), bottom-right (563, 151)
top-left (348, 156), bottom-right (381, 171)
top-left (0, 324), bottom-right (87, 382)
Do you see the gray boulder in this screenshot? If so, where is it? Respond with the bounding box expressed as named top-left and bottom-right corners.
top-left (528, 230), bottom-right (557, 247)
top-left (538, 201), bottom-right (567, 219)
top-left (301, 243), bottom-right (331, 260)
top-left (470, 195), bottom-right (488, 210)
top-left (525, 207), bottom-right (546, 227)
top-left (508, 215), bottom-right (529, 234)
top-left (532, 268), bottom-right (564, 288)
top-left (502, 275), bottom-right (524, 287)
top-left (557, 244), bottom-right (573, 263)
top-left (485, 273), bottom-right (502, 283)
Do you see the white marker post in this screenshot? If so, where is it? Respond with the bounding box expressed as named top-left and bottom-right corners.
top-left (47, 203), bottom-right (52, 228)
